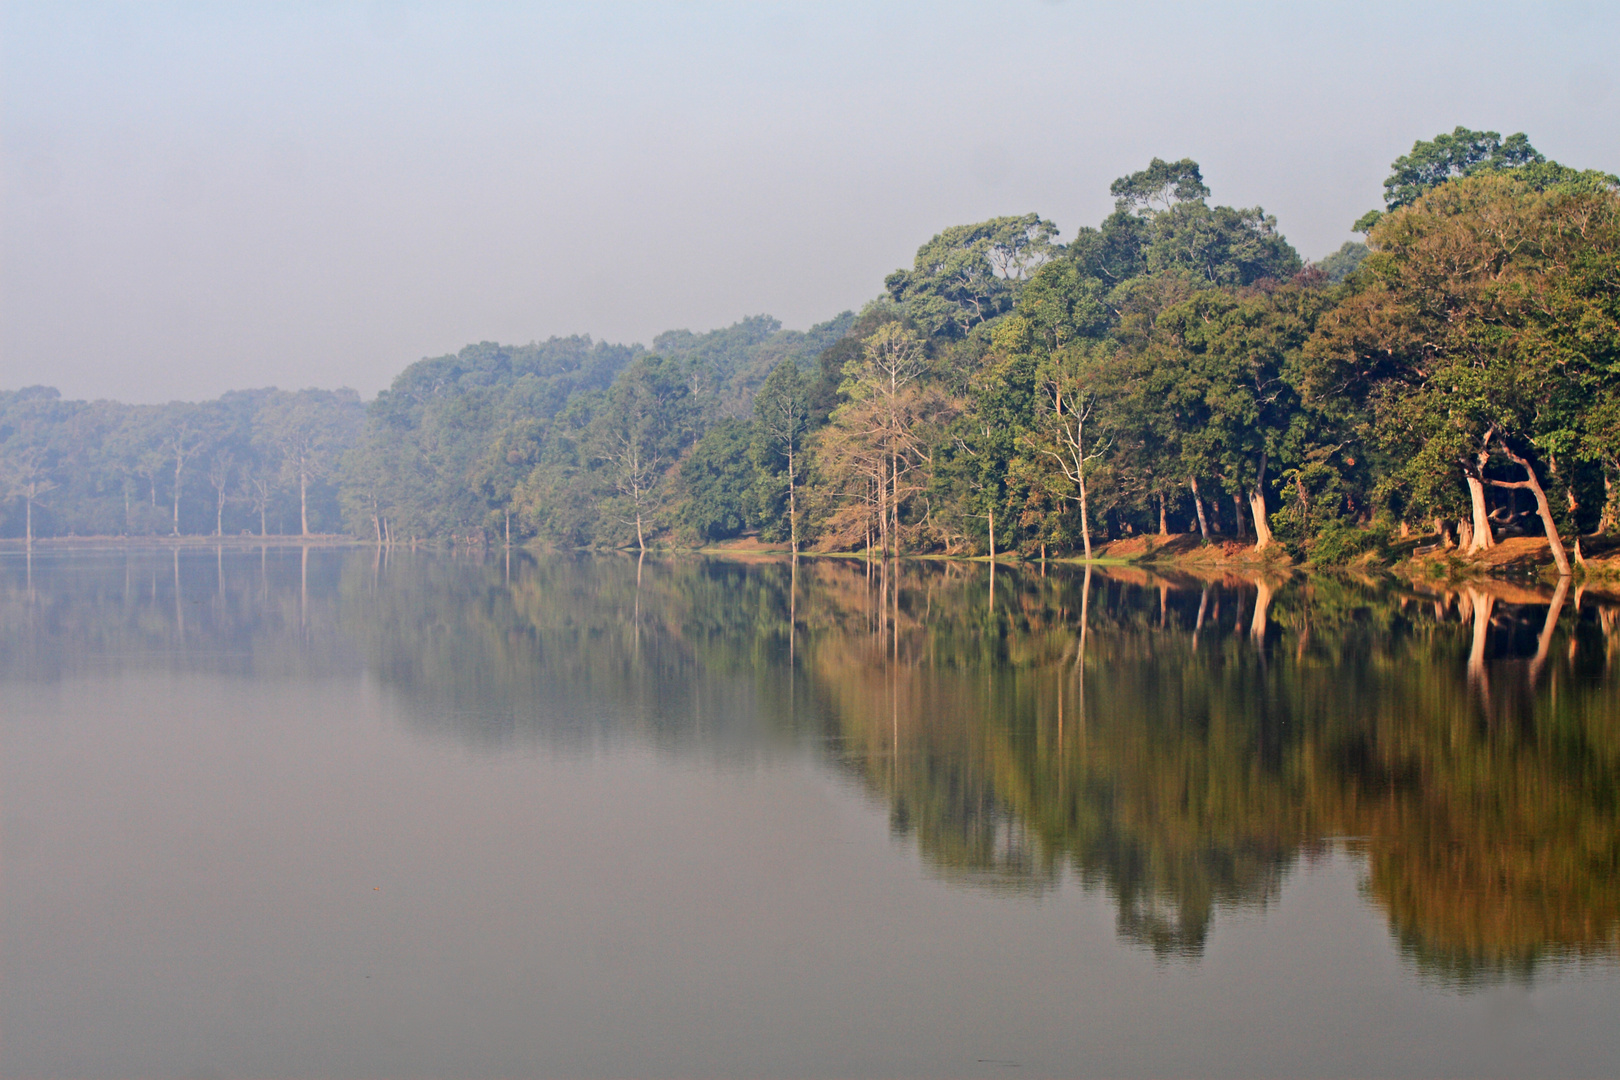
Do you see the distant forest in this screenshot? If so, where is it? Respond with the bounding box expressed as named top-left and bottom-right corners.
top-left (4, 126), bottom-right (1618, 570)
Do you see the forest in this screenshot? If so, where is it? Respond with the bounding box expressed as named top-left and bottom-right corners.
top-left (4, 126), bottom-right (1618, 570)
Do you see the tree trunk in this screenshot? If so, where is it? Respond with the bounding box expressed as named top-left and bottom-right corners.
top-left (988, 509), bottom-right (995, 562)
top-left (1498, 447), bottom-right (1572, 577)
top-left (1248, 455), bottom-right (1273, 550)
top-left (172, 461), bottom-right (183, 536)
top-left (1158, 492), bottom-right (1168, 536)
top-left (787, 447), bottom-right (798, 556)
top-left (215, 492), bottom-right (224, 537)
top-left (890, 450), bottom-right (900, 556)
top-left (25, 495), bottom-right (33, 547)
top-left (1078, 471), bottom-right (1093, 561)
top-left (1464, 474), bottom-right (1494, 553)
top-left (1231, 493), bottom-right (1246, 538)
top-left (635, 508), bottom-right (645, 554)
top-left (504, 510), bottom-right (511, 550)
top-left (299, 469), bottom-right (310, 537)
top-left (878, 473), bottom-right (889, 557)
top-left (1190, 477), bottom-right (1209, 541)
top-left (1600, 469), bottom-right (1613, 537)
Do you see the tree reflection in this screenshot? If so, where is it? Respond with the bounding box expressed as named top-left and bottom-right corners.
top-left (3, 547), bottom-right (1617, 980)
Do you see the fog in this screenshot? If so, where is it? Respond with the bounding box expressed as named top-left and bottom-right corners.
top-left (3, 1), bottom-right (1616, 403)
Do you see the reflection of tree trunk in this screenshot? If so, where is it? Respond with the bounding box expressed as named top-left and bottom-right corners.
top-left (1530, 576), bottom-right (1570, 683)
top-left (1466, 587), bottom-right (1494, 691)
top-left (1074, 563), bottom-right (1093, 686)
top-left (1190, 477), bottom-right (1209, 541)
top-left (1193, 587), bottom-right (1208, 650)
top-left (1250, 578), bottom-right (1272, 641)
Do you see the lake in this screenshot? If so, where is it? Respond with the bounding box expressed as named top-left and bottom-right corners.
top-left (3, 547), bottom-right (1618, 1078)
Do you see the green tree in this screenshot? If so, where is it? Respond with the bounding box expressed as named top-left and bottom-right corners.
top-left (751, 359), bottom-right (810, 553)
top-left (885, 214), bottom-right (1059, 338)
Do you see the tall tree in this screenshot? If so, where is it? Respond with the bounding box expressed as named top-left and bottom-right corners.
top-left (752, 359), bottom-right (810, 554)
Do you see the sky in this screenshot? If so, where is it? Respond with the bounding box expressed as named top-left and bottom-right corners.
top-left (2, 1), bottom-right (1618, 404)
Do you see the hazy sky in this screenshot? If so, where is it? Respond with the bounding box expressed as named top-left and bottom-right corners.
top-left (3, 2), bottom-right (1617, 403)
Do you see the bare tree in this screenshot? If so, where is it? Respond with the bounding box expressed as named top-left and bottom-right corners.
top-left (206, 450), bottom-right (235, 537)
top-left (163, 410), bottom-right (212, 536)
top-left (1030, 363), bottom-right (1108, 560)
top-left (1, 445), bottom-right (58, 546)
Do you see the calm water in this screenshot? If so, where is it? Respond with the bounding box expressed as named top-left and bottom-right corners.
top-left (3, 548), bottom-right (1618, 1079)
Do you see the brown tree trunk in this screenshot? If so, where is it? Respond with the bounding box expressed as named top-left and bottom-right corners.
top-left (1158, 492), bottom-right (1168, 536)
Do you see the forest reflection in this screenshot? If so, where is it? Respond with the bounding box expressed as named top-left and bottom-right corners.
top-left (4, 546), bottom-right (1618, 985)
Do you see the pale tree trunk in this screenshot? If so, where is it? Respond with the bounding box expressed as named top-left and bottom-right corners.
top-left (1247, 454), bottom-right (1273, 550)
top-left (1190, 478), bottom-right (1209, 541)
top-left (635, 507), bottom-right (645, 554)
top-left (787, 447), bottom-right (798, 556)
top-left (26, 495), bottom-right (33, 547)
top-left (173, 460), bottom-right (183, 536)
top-left (1461, 431), bottom-right (1497, 553)
top-left (878, 472), bottom-right (889, 557)
top-left (299, 468), bottom-right (310, 537)
top-left (1491, 446), bottom-right (1571, 577)
top-left (890, 450), bottom-right (900, 555)
top-left (1464, 474), bottom-right (1495, 553)
top-left (1078, 469), bottom-right (1093, 561)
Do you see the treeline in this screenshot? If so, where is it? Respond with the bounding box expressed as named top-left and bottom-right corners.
top-left (0, 386), bottom-right (361, 539)
top-left (5, 126), bottom-right (1618, 568)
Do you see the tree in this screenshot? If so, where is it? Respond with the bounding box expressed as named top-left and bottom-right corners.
top-left (590, 356), bottom-right (701, 552)
top-left (1354, 126), bottom-right (1548, 232)
top-left (257, 390), bottom-right (362, 537)
top-left (1, 444), bottom-right (58, 545)
top-left (679, 418), bottom-right (757, 543)
top-left (1028, 347), bottom-right (1108, 559)
top-left (206, 450), bottom-right (234, 537)
top-left (885, 215), bottom-right (1059, 337)
top-left (1317, 172), bottom-right (1620, 574)
top-left (752, 359), bottom-right (810, 554)
top-left (161, 405), bottom-right (214, 536)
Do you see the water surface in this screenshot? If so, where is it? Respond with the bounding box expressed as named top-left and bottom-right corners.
top-left (3, 548), bottom-right (1618, 1078)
